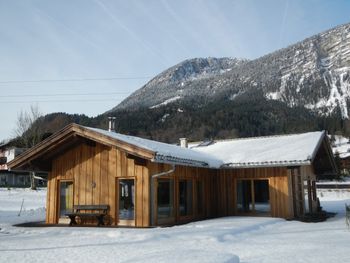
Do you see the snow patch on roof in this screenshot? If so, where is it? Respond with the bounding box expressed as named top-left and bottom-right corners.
top-left (85, 127), bottom-right (223, 168)
top-left (191, 131), bottom-right (325, 168)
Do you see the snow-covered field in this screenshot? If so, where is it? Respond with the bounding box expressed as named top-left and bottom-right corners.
top-left (1, 188), bottom-right (350, 263)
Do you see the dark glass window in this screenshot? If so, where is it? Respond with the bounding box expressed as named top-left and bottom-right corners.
top-left (157, 179), bottom-right (174, 219)
top-left (179, 180), bottom-right (193, 216)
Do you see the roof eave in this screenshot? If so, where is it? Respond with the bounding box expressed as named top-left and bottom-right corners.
top-left (223, 160), bottom-right (312, 169)
top-left (8, 123), bottom-right (156, 170)
top-left (153, 153), bottom-right (214, 168)
top-left (310, 130), bottom-right (327, 162)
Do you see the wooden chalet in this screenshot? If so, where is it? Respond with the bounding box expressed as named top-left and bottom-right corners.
top-left (8, 123), bottom-right (337, 227)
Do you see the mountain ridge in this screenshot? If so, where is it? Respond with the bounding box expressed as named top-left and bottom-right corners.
top-left (113, 22), bottom-right (350, 119)
top-left (11, 22), bottom-right (350, 147)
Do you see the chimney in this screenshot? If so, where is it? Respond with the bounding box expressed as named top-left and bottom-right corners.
top-left (108, 117), bottom-right (116, 132)
top-left (179, 138), bottom-right (188, 148)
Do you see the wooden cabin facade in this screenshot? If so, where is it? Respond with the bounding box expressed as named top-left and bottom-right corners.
top-left (8, 124), bottom-right (336, 227)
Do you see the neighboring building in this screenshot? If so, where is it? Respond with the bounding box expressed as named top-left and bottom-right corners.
top-left (0, 144), bottom-right (47, 187)
top-left (0, 145), bottom-right (27, 170)
top-left (0, 145), bottom-right (31, 187)
top-left (8, 123), bottom-right (336, 227)
top-left (331, 135), bottom-right (350, 170)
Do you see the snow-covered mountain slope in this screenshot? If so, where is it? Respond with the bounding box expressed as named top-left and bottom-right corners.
top-left (113, 57), bottom-right (247, 110)
top-left (114, 23), bottom-right (350, 118)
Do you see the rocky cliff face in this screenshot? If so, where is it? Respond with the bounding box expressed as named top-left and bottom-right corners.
top-left (114, 23), bottom-right (350, 118)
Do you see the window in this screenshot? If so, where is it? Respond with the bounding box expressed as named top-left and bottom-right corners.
top-left (18, 176), bottom-right (25, 185)
top-left (237, 180), bottom-right (252, 212)
top-left (59, 181), bottom-right (73, 217)
top-left (312, 181), bottom-right (317, 201)
top-left (0, 175), bottom-right (7, 186)
top-left (237, 179), bottom-right (270, 214)
top-left (118, 179), bottom-right (135, 221)
top-left (254, 180), bottom-right (270, 213)
top-left (304, 180), bottom-right (313, 213)
top-left (157, 179), bottom-right (174, 219)
top-left (197, 180), bottom-right (204, 215)
top-left (179, 179), bottom-right (193, 217)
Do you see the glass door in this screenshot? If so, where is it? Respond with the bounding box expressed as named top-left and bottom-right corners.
top-left (59, 181), bottom-right (73, 220)
top-left (236, 179), bottom-right (270, 215)
top-left (118, 178), bottom-right (135, 226)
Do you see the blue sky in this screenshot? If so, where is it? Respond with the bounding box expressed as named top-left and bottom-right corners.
top-left (1, 0), bottom-right (349, 140)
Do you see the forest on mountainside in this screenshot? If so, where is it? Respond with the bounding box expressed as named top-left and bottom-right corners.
top-left (8, 91), bottom-right (349, 148)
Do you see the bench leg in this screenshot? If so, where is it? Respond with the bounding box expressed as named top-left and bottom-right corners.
top-left (96, 215), bottom-right (105, 226)
top-left (68, 215), bottom-right (77, 226)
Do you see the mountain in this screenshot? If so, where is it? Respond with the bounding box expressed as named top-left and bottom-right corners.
top-left (112, 57), bottom-right (247, 110)
top-left (10, 22), bottom-right (350, 147)
top-left (115, 23), bottom-right (350, 119)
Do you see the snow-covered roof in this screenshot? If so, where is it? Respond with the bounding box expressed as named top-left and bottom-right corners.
top-left (86, 127), bottom-right (223, 168)
top-left (191, 131), bottom-right (326, 168)
top-left (7, 123), bottom-right (332, 171)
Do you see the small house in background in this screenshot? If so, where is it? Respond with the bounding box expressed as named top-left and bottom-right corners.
top-left (330, 135), bottom-right (350, 171)
top-left (0, 144), bottom-right (47, 187)
top-left (0, 144), bottom-right (31, 187)
top-left (8, 123), bottom-right (337, 227)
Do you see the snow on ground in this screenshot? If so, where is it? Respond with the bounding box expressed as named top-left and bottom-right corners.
top-left (0, 188), bottom-right (46, 228)
top-left (1, 188), bottom-right (350, 263)
top-left (317, 177), bottom-right (350, 184)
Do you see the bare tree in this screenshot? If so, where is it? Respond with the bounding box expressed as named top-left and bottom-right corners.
top-left (13, 105), bottom-right (43, 190)
top-left (13, 104), bottom-right (42, 148)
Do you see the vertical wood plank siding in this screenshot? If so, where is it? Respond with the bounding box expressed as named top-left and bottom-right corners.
top-left (218, 167), bottom-right (293, 219)
top-left (46, 142), bottom-right (150, 226)
top-left (47, 141), bottom-right (297, 226)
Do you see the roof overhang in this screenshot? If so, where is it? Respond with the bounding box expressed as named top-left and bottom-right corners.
top-left (153, 153), bottom-right (210, 168)
top-left (223, 160), bottom-right (311, 169)
top-left (8, 123), bottom-right (156, 171)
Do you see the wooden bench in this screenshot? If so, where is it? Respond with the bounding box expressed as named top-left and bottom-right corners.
top-left (346, 204), bottom-right (350, 229)
top-left (65, 205), bottom-right (109, 226)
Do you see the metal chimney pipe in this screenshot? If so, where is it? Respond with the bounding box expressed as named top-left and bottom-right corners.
top-left (179, 138), bottom-right (188, 148)
top-left (108, 117), bottom-right (116, 132)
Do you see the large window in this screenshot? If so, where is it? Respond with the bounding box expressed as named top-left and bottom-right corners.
top-left (304, 180), bottom-right (314, 213)
top-left (179, 180), bottom-right (193, 217)
top-left (59, 181), bottom-right (73, 217)
top-left (119, 179), bottom-right (135, 221)
top-left (237, 179), bottom-right (270, 214)
top-left (0, 175), bottom-right (7, 186)
top-left (254, 180), bottom-right (270, 213)
top-left (196, 180), bottom-right (204, 215)
top-left (157, 179), bottom-right (174, 219)
top-left (237, 180), bottom-right (252, 212)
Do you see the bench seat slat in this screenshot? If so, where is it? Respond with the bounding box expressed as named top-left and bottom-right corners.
top-left (65, 213), bottom-right (105, 217)
top-left (65, 204), bottom-right (110, 226)
top-left (74, 205), bottom-right (109, 210)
